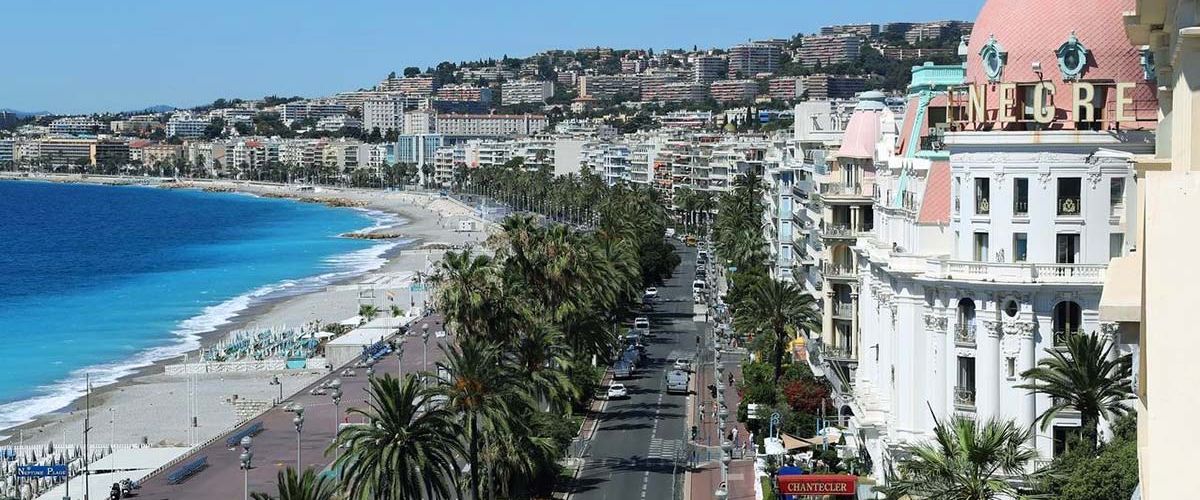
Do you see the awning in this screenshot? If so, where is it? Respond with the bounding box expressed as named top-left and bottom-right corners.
top-left (781, 433), bottom-right (830, 450)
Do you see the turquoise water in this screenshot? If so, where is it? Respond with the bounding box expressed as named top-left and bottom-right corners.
top-left (0, 181), bottom-right (400, 431)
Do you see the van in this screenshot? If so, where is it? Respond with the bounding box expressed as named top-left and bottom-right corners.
top-left (633, 317), bottom-right (650, 331)
top-left (665, 369), bottom-right (689, 394)
top-left (692, 280), bottom-right (706, 295)
top-left (613, 362), bottom-right (633, 379)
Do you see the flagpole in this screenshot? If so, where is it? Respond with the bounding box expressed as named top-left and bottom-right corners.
top-left (84, 373), bottom-right (91, 500)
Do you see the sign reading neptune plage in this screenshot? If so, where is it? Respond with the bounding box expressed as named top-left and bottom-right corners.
top-left (16, 465), bottom-right (68, 478)
top-left (953, 82), bottom-right (1146, 125)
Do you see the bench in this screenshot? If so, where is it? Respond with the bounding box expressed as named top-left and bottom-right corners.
top-left (224, 421), bottom-right (263, 448)
top-left (165, 456), bottom-right (207, 485)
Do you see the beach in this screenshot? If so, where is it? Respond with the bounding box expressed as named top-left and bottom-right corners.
top-left (0, 175), bottom-right (486, 451)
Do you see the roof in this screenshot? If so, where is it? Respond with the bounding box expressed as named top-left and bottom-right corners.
top-left (917, 160), bottom-right (951, 224)
top-left (835, 109), bottom-right (882, 159)
top-left (895, 96), bottom-right (921, 157)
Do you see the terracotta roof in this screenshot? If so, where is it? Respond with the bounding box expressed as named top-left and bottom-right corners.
top-left (917, 160), bottom-right (951, 224)
top-left (127, 139), bottom-right (152, 149)
top-left (965, 0), bottom-right (1157, 126)
top-left (835, 109), bottom-right (881, 159)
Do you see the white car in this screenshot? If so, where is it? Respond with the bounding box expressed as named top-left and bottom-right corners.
top-left (634, 317), bottom-right (650, 331)
top-left (673, 358), bottom-right (691, 372)
top-left (607, 383), bottom-right (629, 399)
top-left (644, 287), bottom-right (659, 299)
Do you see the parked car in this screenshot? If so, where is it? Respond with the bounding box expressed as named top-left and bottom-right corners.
top-left (634, 317), bottom-right (650, 331)
top-left (673, 358), bottom-right (691, 372)
top-left (607, 383), bottom-right (629, 399)
top-left (644, 287), bottom-right (658, 299)
top-left (665, 369), bottom-right (689, 394)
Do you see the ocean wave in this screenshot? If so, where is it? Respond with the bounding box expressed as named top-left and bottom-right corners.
top-left (0, 208), bottom-right (410, 436)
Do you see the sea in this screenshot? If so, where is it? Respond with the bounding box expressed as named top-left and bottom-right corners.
top-left (0, 180), bottom-right (402, 433)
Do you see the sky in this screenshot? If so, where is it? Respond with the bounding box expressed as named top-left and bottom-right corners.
top-left (1, 0), bottom-right (985, 115)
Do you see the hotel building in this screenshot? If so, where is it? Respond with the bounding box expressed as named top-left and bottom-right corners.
top-left (806, 0), bottom-right (1159, 483)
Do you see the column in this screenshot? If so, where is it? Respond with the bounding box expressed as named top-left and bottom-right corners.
top-left (1017, 320), bottom-right (1037, 432)
top-left (823, 287), bottom-right (835, 347)
top-left (978, 318), bottom-right (1001, 418)
top-left (850, 205), bottom-right (860, 232)
top-left (850, 285), bottom-right (860, 359)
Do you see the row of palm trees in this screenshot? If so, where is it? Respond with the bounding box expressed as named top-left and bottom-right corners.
top-left (253, 176), bottom-right (679, 499)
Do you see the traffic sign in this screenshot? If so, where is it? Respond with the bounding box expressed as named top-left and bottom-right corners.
top-left (16, 465), bottom-right (68, 477)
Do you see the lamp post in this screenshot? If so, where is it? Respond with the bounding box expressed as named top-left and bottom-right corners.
top-left (292, 405), bottom-right (304, 469)
top-left (270, 375), bottom-right (282, 404)
top-left (421, 325), bottom-right (431, 386)
top-left (329, 379), bottom-right (343, 477)
top-left (238, 436), bottom-right (253, 500)
top-left (394, 338), bottom-right (405, 378)
top-left (366, 359), bottom-right (375, 379)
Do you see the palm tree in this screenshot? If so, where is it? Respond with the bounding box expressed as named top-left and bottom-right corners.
top-left (431, 250), bottom-right (500, 340)
top-left (331, 374), bottom-right (462, 500)
top-left (250, 467), bottom-right (336, 500)
top-left (732, 277), bottom-right (819, 383)
top-left (1016, 332), bottom-right (1133, 451)
top-left (433, 336), bottom-right (533, 500)
top-left (358, 304), bottom-right (380, 325)
top-left (883, 416), bottom-right (1038, 500)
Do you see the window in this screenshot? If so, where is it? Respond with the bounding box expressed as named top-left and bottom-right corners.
top-left (1110, 233), bottom-right (1124, 259)
top-left (1053, 426), bottom-right (1083, 457)
top-left (1013, 233), bottom-right (1028, 262)
top-left (1058, 178), bottom-right (1081, 215)
top-left (973, 232), bottom-right (990, 262)
top-left (1013, 178), bottom-right (1029, 215)
top-left (1004, 300), bottom-right (1019, 318)
top-left (1056, 234), bottom-right (1079, 264)
top-left (1110, 178), bottom-right (1126, 217)
top-left (1006, 357), bottom-right (1016, 378)
top-left (956, 356), bottom-right (976, 406)
top-left (954, 177), bottom-right (961, 214)
top-left (975, 178), bottom-right (991, 215)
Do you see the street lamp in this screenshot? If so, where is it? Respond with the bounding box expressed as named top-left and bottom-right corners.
top-left (329, 378), bottom-right (343, 477)
top-left (292, 405), bottom-right (304, 469)
top-left (421, 325), bottom-right (431, 386)
top-left (394, 338), bottom-right (405, 379)
top-left (270, 375), bottom-right (282, 404)
top-left (239, 436), bottom-right (253, 500)
top-left (365, 359), bottom-right (375, 379)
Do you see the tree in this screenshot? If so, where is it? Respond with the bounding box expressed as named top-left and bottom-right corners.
top-left (1017, 332), bottom-right (1133, 451)
top-left (433, 336), bottom-right (533, 500)
top-left (883, 416), bottom-right (1038, 500)
top-left (330, 374), bottom-right (462, 499)
top-left (1035, 413), bottom-right (1139, 500)
top-left (732, 278), bottom-right (819, 383)
top-left (358, 304), bottom-right (380, 324)
top-left (250, 467), bottom-right (336, 500)
top-left (403, 67), bottom-right (421, 78)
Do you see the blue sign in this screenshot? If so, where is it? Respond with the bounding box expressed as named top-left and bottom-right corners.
top-left (16, 465), bottom-right (68, 477)
top-left (409, 283), bottom-right (427, 292)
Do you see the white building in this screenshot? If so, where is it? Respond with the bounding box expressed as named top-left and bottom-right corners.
top-left (167, 112), bottom-right (210, 139)
top-left (280, 100), bottom-right (349, 123)
top-left (435, 114), bottom-right (548, 138)
top-left (316, 115), bottom-right (362, 132)
top-left (49, 117), bottom-right (102, 136)
top-left (501, 80), bottom-right (555, 105)
top-left (807, 0), bottom-right (1159, 485)
top-left (363, 96), bottom-right (405, 135)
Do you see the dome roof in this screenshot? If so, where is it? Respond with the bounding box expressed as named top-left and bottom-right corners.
top-left (966, 0), bottom-right (1143, 85)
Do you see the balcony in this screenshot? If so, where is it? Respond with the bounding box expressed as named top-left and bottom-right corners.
top-left (1058, 197), bottom-right (1081, 216)
top-left (819, 182), bottom-right (871, 199)
top-left (820, 344), bottom-right (855, 362)
top-left (822, 223), bottom-right (872, 239)
top-left (976, 197), bottom-right (991, 215)
top-left (832, 302), bottom-right (854, 318)
top-left (955, 323), bottom-right (976, 346)
top-left (822, 263), bottom-right (856, 280)
top-left (929, 260), bottom-right (1107, 284)
top-left (1054, 329), bottom-right (1084, 347)
top-left (954, 386), bottom-right (976, 409)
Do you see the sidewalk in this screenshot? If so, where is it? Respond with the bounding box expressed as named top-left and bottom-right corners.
top-left (688, 355), bottom-right (758, 500)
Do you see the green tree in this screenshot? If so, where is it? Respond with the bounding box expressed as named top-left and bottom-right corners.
top-left (331, 374), bottom-right (462, 499)
top-left (883, 416), bottom-right (1038, 500)
top-left (1017, 332), bottom-right (1133, 451)
top-left (732, 278), bottom-right (819, 383)
top-left (358, 304), bottom-right (380, 324)
top-left (403, 67), bottom-right (421, 77)
top-left (250, 467), bottom-right (336, 500)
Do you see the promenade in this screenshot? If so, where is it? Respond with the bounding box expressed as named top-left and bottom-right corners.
top-left (135, 314), bottom-right (451, 499)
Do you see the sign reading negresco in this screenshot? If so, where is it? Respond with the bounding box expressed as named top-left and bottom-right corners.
top-left (16, 464), bottom-right (68, 478)
top-left (777, 474), bottom-right (856, 497)
top-left (953, 82), bottom-right (1148, 125)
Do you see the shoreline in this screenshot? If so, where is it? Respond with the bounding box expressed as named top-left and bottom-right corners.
top-left (0, 174), bottom-right (486, 448)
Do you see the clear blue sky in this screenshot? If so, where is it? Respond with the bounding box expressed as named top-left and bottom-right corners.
top-left (2, 0), bottom-right (984, 114)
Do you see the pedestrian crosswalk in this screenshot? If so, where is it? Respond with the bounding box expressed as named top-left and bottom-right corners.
top-left (648, 438), bottom-right (683, 460)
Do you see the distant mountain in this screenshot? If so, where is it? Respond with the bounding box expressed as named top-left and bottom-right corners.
top-left (0, 108), bottom-right (49, 118)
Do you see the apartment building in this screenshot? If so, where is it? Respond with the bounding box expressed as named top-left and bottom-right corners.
top-left (434, 114), bottom-right (548, 138)
top-left (577, 75), bottom-right (641, 100)
top-left (363, 96), bottom-right (406, 135)
top-left (869, 44), bottom-right (956, 61)
top-left (316, 115), bottom-right (362, 132)
top-left (820, 24), bottom-right (880, 37)
top-left (657, 82), bottom-right (709, 103)
top-left (377, 75), bottom-right (436, 97)
top-left (693, 55), bottom-right (728, 84)
top-left (658, 111), bottom-right (715, 129)
top-left (798, 34), bottom-right (864, 66)
top-left (109, 115), bottom-right (160, 135)
top-left (434, 84), bottom-right (494, 103)
top-left (280, 101), bottom-right (349, 123)
top-left (802, 74), bottom-right (869, 100)
top-left (501, 80), bottom-right (555, 105)
top-left (167, 112), bottom-right (210, 139)
top-left (403, 110), bottom-right (436, 135)
top-left (709, 79), bottom-right (759, 103)
top-left (621, 58), bottom-right (645, 74)
top-left (728, 42), bottom-right (781, 76)
top-left (49, 117), bottom-right (102, 136)
top-left (0, 139), bottom-right (13, 165)
top-left (458, 66), bottom-right (516, 82)
top-left (768, 77), bottom-right (805, 101)
top-left (639, 70), bottom-right (692, 101)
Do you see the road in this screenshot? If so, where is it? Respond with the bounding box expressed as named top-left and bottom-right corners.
top-left (135, 315), bottom-right (451, 499)
top-left (573, 245), bottom-right (704, 500)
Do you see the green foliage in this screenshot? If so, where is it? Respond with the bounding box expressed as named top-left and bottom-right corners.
top-left (883, 416), bottom-right (1038, 500)
top-left (250, 467), bottom-right (337, 500)
top-left (1034, 413), bottom-right (1139, 500)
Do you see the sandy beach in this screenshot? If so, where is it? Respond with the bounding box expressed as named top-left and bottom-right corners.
top-left (0, 175), bottom-right (487, 451)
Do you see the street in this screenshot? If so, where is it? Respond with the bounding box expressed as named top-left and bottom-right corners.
top-left (572, 245), bottom-right (705, 500)
top-left (135, 315), bottom-right (451, 499)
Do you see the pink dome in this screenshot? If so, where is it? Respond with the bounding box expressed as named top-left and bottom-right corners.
top-left (963, 0), bottom-right (1157, 128)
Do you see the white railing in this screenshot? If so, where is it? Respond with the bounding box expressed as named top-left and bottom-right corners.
top-left (929, 259), bottom-right (1107, 284)
top-left (954, 386), bottom-right (976, 408)
top-left (955, 323), bottom-right (976, 345)
top-left (823, 262), bottom-right (856, 279)
top-left (832, 302), bottom-right (854, 318)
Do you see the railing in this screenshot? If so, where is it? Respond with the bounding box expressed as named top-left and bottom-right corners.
top-left (955, 323), bottom-right (976, 346)
top-left (832, 302), bottom-right (854, 318)
top-left (822, 224), bottom-right (872, 238)
top-left (954, 386), bottom-right (976, 408)
top-left (1058, 197), bottom-right (1081, 216)
top-left (976, 197), bottom-right (990, 215)
top-left (821, 344), bottom-right (855, 362)
top-left (819, 182), bottom-right (870, 197)
top-left (823, 263), bottom-right (855, 279)
top-left (1014, 199), bottom-right (1029, 215)
top-left (1054, 329), bottom-right (1084, 346)
top-left (930, 259), bottom-right (1106, 284)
